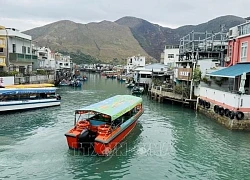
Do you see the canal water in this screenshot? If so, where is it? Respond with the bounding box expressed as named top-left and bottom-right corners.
top-left (1, 73), bottom-right (250, 180)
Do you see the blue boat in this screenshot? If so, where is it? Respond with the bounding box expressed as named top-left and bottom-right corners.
top-left (0, 87), bottom-right (61, 112)
top-left (71, 80), bottom-right (82, 87)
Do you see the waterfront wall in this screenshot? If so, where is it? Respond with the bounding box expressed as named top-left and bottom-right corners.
top-left (14, 75), bottom-right (55, 84)
top-left (200, 87), bottom-right (250, 112)
top-left (198, 101), bottom-right (250, 131)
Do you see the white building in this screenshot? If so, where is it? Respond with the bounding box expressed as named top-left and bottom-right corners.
top-left (0, 28), bottom-right (37, 74)
top-left (36, 47), bottom-right (56, 70)
top-left (55, 52), bottom-right (72, 70)
top-left (127, 55), bottom-right (146, 73)
top-left (134, 63), bottom-right (168, 85)
top-left (163, 45), bottom-right (179, 68)
top-left (0, 25), bottom-right (6, 72)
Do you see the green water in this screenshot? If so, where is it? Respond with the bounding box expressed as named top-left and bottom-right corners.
top-left (1, 74), bottom-right (250, 180)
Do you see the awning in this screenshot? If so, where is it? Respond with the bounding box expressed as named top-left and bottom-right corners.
top-left (76, 95), bottom-right (142, 121)
top-left (208, 63), bottom-right (250, 78)
top-left (0, 87), bottom-right (57, 95)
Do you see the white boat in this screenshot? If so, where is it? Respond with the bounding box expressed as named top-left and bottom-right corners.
top-left (0, 87), bottom-right (61, 112)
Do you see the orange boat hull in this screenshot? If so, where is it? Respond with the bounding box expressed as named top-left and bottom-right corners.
top-left (65, 128), bottom-right (81, 149)
top-left (94, 119), bottom-right (138, 155)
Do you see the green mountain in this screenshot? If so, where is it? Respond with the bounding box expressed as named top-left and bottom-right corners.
top-left (24, 20), bottom-right (152, 63)
top-left (116, 15), bottom-right (246, 60)
top-left (25, 15), bottom-right (246, 62)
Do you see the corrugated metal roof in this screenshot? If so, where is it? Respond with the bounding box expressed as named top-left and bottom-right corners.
top-left (208, 63), bottom-right (250, 78)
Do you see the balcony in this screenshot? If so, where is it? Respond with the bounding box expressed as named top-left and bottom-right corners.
top-left (9, 53), bottom-right (38, 63)
top-left (0, 56), bottom-right (6, 66)
top-left (0, 37), bottom-right (6, 48)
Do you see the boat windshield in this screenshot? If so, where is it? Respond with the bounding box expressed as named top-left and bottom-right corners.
top-left (75, 112), bottom-right (111, 125)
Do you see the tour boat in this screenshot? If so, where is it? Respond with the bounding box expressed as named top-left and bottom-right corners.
top-left (0, 87), bottom-right (61, 112)
top-left (4, 83), bottom-right (55, 88)
top-left (65, 95), bottom-right (143, 155)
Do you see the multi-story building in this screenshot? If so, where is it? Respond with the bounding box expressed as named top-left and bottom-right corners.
top-left (226, 21), bottom-right (250, 66)
top-left (163, 45), bottom-right (179, 67)
top-left (55, 52), bottom-right (72, 70)
top-left (126, 55), bottom-right (145, 73)
top-left (36, 47), bottom-right (56, 70)
top-left (197, 20), bottom-right (250, 130)
top-left (0, 25), bottom-right (6, 72)
top-left (0, 27), bottom-right (37, 74)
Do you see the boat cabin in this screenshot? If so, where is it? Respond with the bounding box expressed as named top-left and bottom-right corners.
top-left (65, 95), bottom-right (143, 155)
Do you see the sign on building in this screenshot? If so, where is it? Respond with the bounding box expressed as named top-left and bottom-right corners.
top-left (177, 68), bottom-right (192, 81)
top-left (0, 76), bottom-right (15, 86)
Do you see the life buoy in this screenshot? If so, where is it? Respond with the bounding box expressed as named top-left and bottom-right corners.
top-left (224, 109), bottom-right (230, 117)
top-left (205, 101), bottom-right (210, 109)
top-left (76, 120), bottom-right (90, 130)
top-left (236, 111), bottom-right (244, 120)
top-left (214, 105), bottom-right (219, 113)
top-left (228, 111), bottom-right (235, 120)
top-left (218, 107), bottom-right (225, 116)
top-left (98, 124), bottom-right (111, 135)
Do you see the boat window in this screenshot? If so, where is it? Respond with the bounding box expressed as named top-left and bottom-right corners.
top-left (112, 118), bottom-right (123, 127)
top-left (89, 114), bottom-right (111, 124)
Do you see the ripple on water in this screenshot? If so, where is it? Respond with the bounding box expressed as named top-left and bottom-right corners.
top-left (1, 74), bottom-right (250, 180)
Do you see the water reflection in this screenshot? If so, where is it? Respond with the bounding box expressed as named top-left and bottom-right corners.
top-left (66, 123), bottom-right (143, 179)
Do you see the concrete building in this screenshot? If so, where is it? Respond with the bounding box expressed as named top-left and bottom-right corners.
top-left (134, 63), bottom-right (168, 85)
top-left (55, 52), bottom-right (72, 70)
top-left (0, 25), bottom-right (6, 72)
top-left (0, 27), bottom-right (37, 74)
top-left (163, 45), bottom-right (179, 67)
top-left (197, 20), bottom-right (250, 130)
top-left (226, 20), bottom-right (250, 66)
top-left (126, 55), bottom-right (145, 73)
top-left (36, 47), bottom-right (56, 70)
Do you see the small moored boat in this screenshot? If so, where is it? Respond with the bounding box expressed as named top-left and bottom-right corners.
top-left (132, 86), bottom-right (144, 95)
top-left (126, 83), bottom-right (135, 88)
top-left (65, 95), bottom-right (143, 155)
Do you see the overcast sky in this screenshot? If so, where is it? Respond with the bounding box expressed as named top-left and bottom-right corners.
top-left (0, 0), bottom-right (249, 31)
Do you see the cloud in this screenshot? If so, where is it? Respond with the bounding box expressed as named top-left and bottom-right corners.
top-left (0, 0), bottom-right (249, 31)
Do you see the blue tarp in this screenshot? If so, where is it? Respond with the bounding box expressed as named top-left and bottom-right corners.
top-left (209, 63), bottom-right (250, 78)
top-left (0, 88), bottom-right (57, 95)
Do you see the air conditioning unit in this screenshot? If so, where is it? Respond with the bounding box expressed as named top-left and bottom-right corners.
top-left (224, 56), bottom-right (231, 62)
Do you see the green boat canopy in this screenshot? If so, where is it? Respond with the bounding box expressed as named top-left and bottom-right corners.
top-left (76, 95), bottom-right (142, 121)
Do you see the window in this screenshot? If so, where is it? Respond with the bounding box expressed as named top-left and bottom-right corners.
top-left (168, 54), bottom-right (174, 58)
top-left (28, 47), bottom-right (30, 54)
top-left (229, 30), bottom-right (233, 36)
top-left (241, 42), bottom-right (248, 62)
top-left (228, 45), bottom-right (232, 58)
top-left (0, 48), bottom-right (3, 53)
top-left (22, 46), bottom-right (26, 54)
top-left (59, 63), bottom-right (63, 65)
top-left (12, 44), bottom-right (16, 53)
top-left (239, 24), bottom-right (250, 36)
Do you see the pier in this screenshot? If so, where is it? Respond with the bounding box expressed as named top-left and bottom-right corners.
top-left (148, 85), bottom-right (196, 108)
